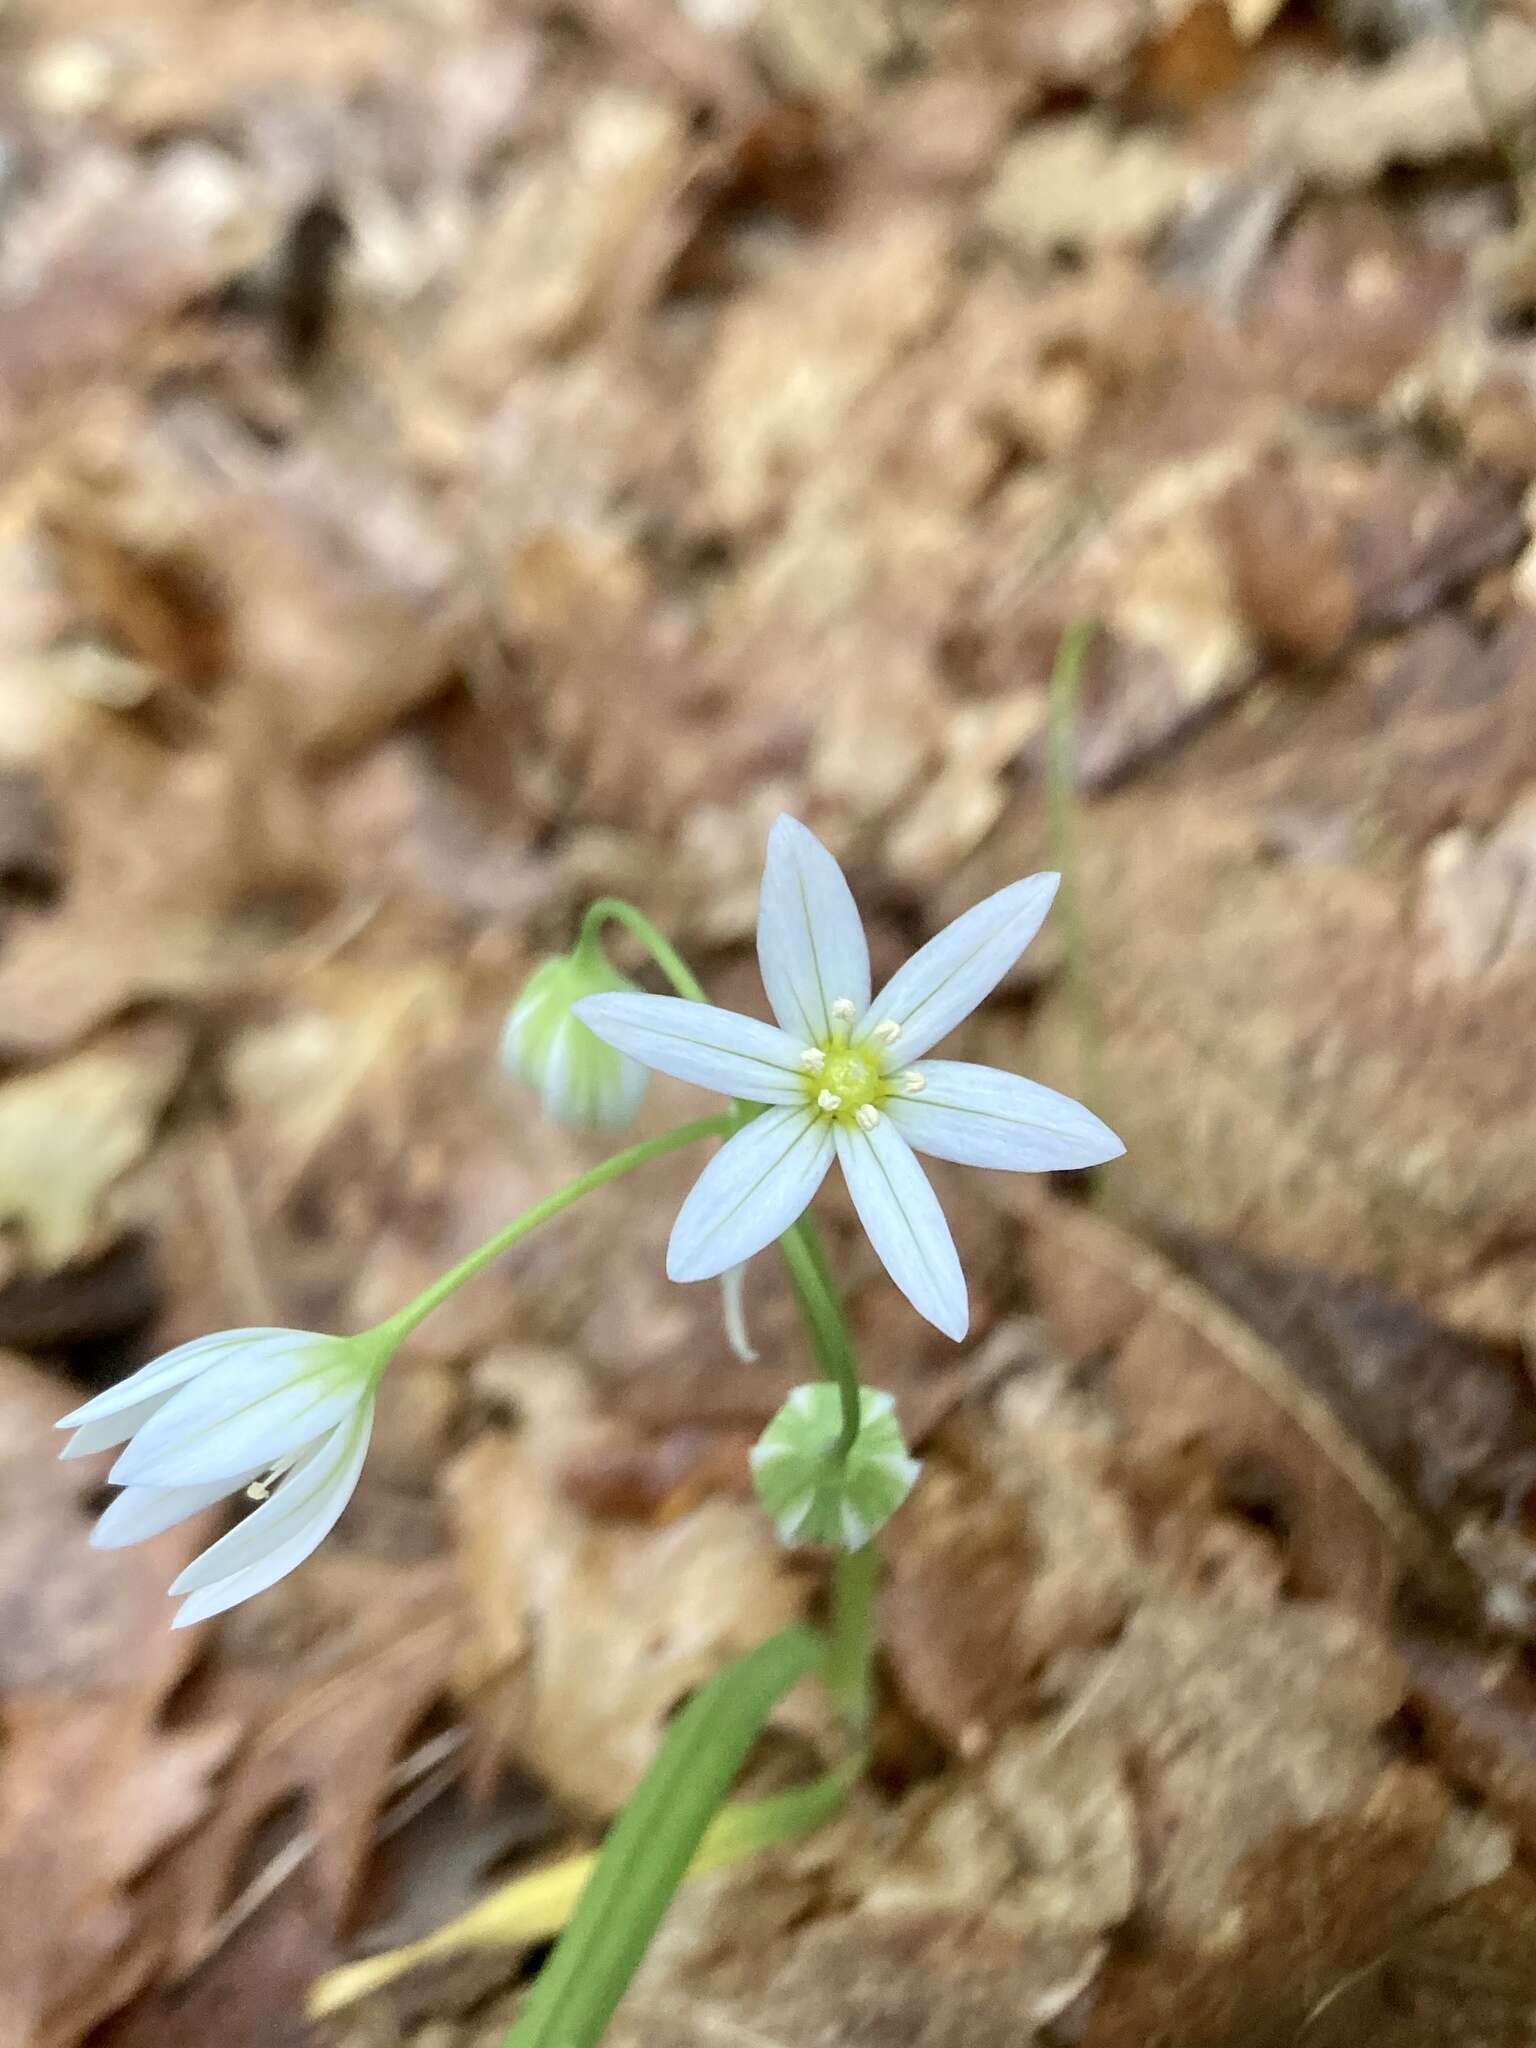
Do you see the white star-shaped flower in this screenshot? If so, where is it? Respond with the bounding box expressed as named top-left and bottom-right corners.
top-left (56, 1327), bottom-right (380, 1626)
top-left (576, 816), bottom-right (1123, 1340)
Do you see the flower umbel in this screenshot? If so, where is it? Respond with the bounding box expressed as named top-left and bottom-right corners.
top-left (57, 1326), bottom-right (386, 1626)
top-left (502, 937), bottom-right (649, 1133)
top-left (576, 815), bottom-right (1124, 1340)
top-left (751, 1384), bottom-right (920, 1549)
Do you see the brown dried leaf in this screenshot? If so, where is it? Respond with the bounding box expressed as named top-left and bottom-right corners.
top-left (751, 0), bottom-right (905, 106)
top-left (1398, 1630), bottom-right (1536, 1851)
top-left (218, 444), bottom-right (475, 759)
top-left (609, 1714), bottom-right (1137, 2047)
top-left (0, 1020), bottom-right (189, 1270)
top-left (882, 1363), bottom-right (1143, 1752)
top-left (0, 1356), bottom-right (235, 2048)
top-left (434, 92), bottom-right (690, 390)
top-left (608, 1511), bottom-right (1506, 2048)
top-left (1418, 795), bottom-right (1536, 990)
top-left (0, 142), bottom-right (257, 450)
top-left (983, 116), bottom-right (1203, 257)
top-left (1222, 455), bottom-right (1360, 662)
top-left (159, 1558), bottom-right (465, 1969)
top-left (444, 1352), bottom-right (815, 1817)
top-left (0, 673), bottom-right (318, 1057)
top-left (1003, 640), bottom-right (1536, 1336)
top-left (694, 206), bottom-right (953, 531)
top-left (1162, 1228), bottom-right (1536, 1632)
top-left (1242, 22), bottom-right (1536, 189)
top-left (1015, 1194), bottom-right (1450, 1618)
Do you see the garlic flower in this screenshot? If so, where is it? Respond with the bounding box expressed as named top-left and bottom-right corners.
top-left (577, 816), bottom-right (1122, 1340)
top-left (57, 1326), bottom-right (383, 1626)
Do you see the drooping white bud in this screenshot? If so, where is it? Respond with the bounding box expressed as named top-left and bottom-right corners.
top-left (502, 938), bottom-right (648, 1133)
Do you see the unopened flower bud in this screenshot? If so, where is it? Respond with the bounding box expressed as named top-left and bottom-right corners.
top-left (749, 1384), bottom-right (920, 1551)
top-left (501, 939), bottom-right (648, 1132)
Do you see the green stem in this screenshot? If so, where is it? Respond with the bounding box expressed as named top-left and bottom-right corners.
top-left (580, 898), bottom-right (706, 1004)
top-left (504, 1626), bottom-right (824, 2048)
top-left (774, 1218), bottom-right (880, 1746)
top-left (824, 1544), bottom-right (879, 1740)
top-left (377, 1115), bottom-right (732, 1344)
top-left (777, 1217), bottom-right (861, 1458)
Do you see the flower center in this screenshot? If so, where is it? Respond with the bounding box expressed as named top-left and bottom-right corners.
top-left (812, 1045), bottom-right (884, 1118)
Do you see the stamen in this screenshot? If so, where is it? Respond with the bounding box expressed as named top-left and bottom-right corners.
top-left (799, 1046), bottom-right (826, 1073)
top-left (817, 1088), bottom-right (843, 1113)
top-left (872, 1019), bottom-right (901, 1046)
top-left (855, 1104), bottom-right (881, 1132)
top-left (246, 1453), bottom-right (298, 1502)
top-left (830, 997), bottom-right (857, 1023)
top-left (900, 1070), bottom-right (925, 1095)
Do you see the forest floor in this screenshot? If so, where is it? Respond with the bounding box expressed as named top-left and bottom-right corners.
top-left (6, 1), bottom-right (1536, 2043)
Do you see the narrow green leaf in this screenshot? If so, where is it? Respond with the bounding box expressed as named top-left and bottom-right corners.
top-left (503, 1625), bottom-right (824, 2048)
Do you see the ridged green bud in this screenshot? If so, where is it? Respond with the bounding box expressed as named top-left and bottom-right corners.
top-left (749, 1384), bottom-right (920, 1550)
top-left (501, 939), bottom-right (648, 1132)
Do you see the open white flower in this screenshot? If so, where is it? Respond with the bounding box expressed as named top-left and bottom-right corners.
top-left (576, 816), bottom-right (1124, 1341)
top-left (57, 1326), bottom-right (382, 1627)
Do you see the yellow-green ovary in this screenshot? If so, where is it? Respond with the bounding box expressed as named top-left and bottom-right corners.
top-left (814, 1046), bottom-right (885, 1115)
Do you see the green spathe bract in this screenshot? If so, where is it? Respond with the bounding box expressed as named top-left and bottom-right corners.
top-left (750, 1383), bottom-right (920, 1549)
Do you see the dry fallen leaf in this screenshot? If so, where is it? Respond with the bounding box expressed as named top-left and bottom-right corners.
top-left (0, 1020), bottom-right (188, 1270)
top-left (983, 116), bottom-right (1204, 257)
top-left (1015, 1191), bottom-right (1469, 1621)
top-left (0, 1354), bottom-right (236, 2048)
top-left (444, 1350), bottom-right (818, 1817)
top-left (158, 1557), bottom-right (467, 1970)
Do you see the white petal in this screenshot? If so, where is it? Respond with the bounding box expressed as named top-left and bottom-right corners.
top-left (592, 1051), bottom-right (650, 1131)
top-left (60, 1391), bottom-right (179, 1460)
top-left (834, 1118), bottom-right (968, 1341)
top-left (856, 874), bottom-right (1059, 1062)
top-left (756, 816), bottom-right (871, 1043)
top-left (573, 993), bottom-right (805, 1105)
top-left (887, 1061), bottom-right (1124, 1172)
top-left (538, 1016), bottom-right (580, 1122)
top-left (109, 1333), bottom-right (364, 1488)
top-left (89, 1472), bottom-right (257, 1549)
top-left (500, 981), bottom-right (553, 1065)
top-left (54, 1327), bottom-right (290, 1431)
top-left (667, 1107), bottom-right (833, 1282)
top-left (170, 1407), bottom-right (373, 1625)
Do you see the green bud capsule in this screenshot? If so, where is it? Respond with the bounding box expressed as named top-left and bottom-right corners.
top-left (749, 1384), bottom-right (920, 1551)
top-left (501, 939), bottom-right (649, 1132)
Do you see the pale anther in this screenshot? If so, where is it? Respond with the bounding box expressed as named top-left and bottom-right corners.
top-left (830, 997), bottom-right (857, 1023)
top-left (900, 1070), bottom-right (925, 1094)
top-left (873, 1019), bottom-right (901, 1045)
top-left (855, 1104), bottom-right (881, 1132)
top-left (817, 1088), bottom-right (843, 1113)
top-left (800, 1046), bottom-right (826, 1073)
top-left (247, 1452), bottom-right (298, 1502)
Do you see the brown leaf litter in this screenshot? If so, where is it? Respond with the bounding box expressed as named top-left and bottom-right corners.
top-left (7, 0), bottom-right (1536, 2040)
